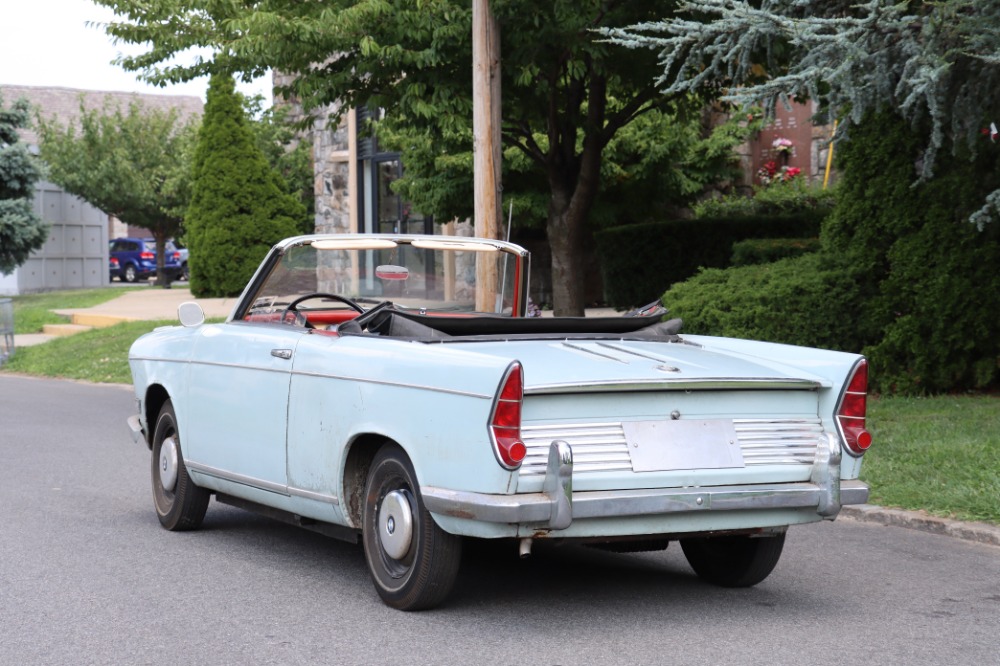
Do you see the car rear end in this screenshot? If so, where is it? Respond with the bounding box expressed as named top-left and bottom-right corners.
top-left (422, 336), bottom-right (871, 541)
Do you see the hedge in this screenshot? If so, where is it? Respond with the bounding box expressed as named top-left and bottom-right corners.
top-left (595, 214), bottom-right (823, 309)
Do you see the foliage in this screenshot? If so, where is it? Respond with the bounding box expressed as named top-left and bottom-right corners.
top-left (35, 96), bottom-right (197, 286)
top-left (665, 112), bottom-right (1000, 394)
top-left (95, 0), bottom-right (697, 315)
top-left (694, 179), bottom-right (837, 219)
top-left (662, 251), bottom-right (874, 352)
top-left (244, 96), bottom-right (315, 234)
top-left (604, 0), bottom-right (1000, 227)
top-left (0, 94), bottom-right (48, 275)
top-left (729, 237), bottom-right (820, 266)
top-left (384, 100), bottom-right (757, 232)
top-left (865, 395), bottom-right (1000, 525)
top-left (186, 74), bottom-right (303, 297)
top-left (596, 214), bottom-right (821, 309)
top-left (830, 113), bottom-right (1000, 393)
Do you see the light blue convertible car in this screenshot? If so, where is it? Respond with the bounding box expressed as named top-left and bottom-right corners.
top-left (127, 234), bottom-right (872, 610)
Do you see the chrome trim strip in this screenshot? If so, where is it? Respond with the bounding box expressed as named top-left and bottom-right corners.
top-left (288, 486), bottom-right (341, 505)
top-left (595, 342), bottom-right (675, 363)
top-left (525, 378), bottom-right (824, 394)
top-left (560, 341), bottom-right (630, 364)
top-left (128, 356), bottom-right (491, 399)
top-left (422, 479), bottom-right (870, 527)
top-left (128, 356), bottom-right (292, 375)
top-left (291, 370), bottom-right (492, 399)
top-left (185, 461), bottom-right (339, 505)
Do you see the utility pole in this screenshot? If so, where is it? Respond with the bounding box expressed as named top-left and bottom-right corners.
top-left (473, 0), bottom-right (501, 311)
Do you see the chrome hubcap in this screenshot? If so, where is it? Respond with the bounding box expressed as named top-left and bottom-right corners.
top-left (159, 435), bottom-right (179, 492)
top-left (378, 490), bottom-right (413, 560)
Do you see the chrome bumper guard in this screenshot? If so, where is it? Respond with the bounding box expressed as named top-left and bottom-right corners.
top-left (421, 436), bottom-right (870, 530)
top-left (127, 414), bottom-right (145, 445)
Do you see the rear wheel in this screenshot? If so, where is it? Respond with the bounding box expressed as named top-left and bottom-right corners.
top-left (362, 443), bottom-right (462, 610)
top-left (151, 399), bottom-right (209, 531)
top-left (123, 263), bottom-right (138, 283)
top-left (680, 533), bottom-right (785, 587)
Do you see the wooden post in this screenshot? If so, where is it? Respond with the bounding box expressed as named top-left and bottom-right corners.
top-left (473, 0), bottom-right (501, 311)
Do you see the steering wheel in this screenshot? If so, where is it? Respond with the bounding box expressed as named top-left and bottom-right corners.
top-left (280, 292), bottom-right (365, 326)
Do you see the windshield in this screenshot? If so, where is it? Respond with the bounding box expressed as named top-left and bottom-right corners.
top-left (246, 236), bottom-right (525, 317)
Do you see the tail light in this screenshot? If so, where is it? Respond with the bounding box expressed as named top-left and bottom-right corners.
top-left (110, 257), bottom-right (119, 268)
top-left (836, 359), bottom-right (872, 456)
top-left (489, 362), bottom-right (527, 469)
top-left (172, 252), bottom-right (180, 261)
top-left (140, 251), bottom-right (155, 260)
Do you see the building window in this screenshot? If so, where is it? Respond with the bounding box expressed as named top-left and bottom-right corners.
top-left (356, 108), bottom-right (432, 235)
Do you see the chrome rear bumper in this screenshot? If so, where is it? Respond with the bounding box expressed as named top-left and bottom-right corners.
top-left (422, 437), bottom-right (869, 530)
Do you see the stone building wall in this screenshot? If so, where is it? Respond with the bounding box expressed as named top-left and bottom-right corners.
top-left (272, 73), bottom-right (353, 235)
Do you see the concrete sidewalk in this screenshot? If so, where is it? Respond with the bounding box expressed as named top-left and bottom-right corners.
top-left (15, 286), bottom-right (238, 348)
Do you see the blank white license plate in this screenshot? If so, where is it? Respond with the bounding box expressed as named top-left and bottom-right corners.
top-left (622, 419), bottom-right (746, 472)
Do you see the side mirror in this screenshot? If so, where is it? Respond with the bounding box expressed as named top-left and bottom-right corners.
top-left (178, 302), bottom-right (206, 328)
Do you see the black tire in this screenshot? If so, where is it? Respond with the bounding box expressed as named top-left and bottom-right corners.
top-left (123, 263), bottom-right (138, 283)
top-left (151, 399), bottom-right (209, 531)
top-left (362, 443), bottom-right (462, 610)
top-left (680, 533), bottom-right (785, 587)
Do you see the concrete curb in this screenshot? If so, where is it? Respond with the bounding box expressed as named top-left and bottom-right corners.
top-left (841, 504), bottom-right (1000, 547)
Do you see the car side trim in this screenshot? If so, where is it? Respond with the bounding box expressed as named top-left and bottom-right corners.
top-left (292, 369), bottom-right (494, 399)
top-left (185, 460), bottom-right (340, 505)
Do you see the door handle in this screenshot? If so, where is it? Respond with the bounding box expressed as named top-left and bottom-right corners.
top-left (271, 349), bottom-right (292, 360)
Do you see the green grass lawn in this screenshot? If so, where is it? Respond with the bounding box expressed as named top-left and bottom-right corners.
top-left (3, 292), bottom-right (997, 526)
top-left (9, 287), bottom-right (142, 333)
top-left (3, 319), bottom-right (171, 384)
top-left (864, 395), bottom-right (1000, 525)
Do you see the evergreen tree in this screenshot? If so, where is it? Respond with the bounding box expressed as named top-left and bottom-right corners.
top-left (0, 94), bottom-right (48, 276)
top-left (186, 74), bottom-right (303, 297)
top-left (606, 0), bottom-right (1000, 392)
top-left (606, 0), bottom-right (1000, 224)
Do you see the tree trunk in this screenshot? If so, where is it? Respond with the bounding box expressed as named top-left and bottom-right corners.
top-left (152, 231), bottom-right (172, 289)
top-left (546, 185), bottom-right (588, 316)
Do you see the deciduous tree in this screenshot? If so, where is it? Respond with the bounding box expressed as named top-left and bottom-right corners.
top-left (97, 0), bottom-right (687, 315)
top-left (36, 97), bottom-right (196, 286)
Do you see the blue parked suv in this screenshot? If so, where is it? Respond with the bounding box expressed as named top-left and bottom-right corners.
top-left (109, 238), bottom-right (182, 283)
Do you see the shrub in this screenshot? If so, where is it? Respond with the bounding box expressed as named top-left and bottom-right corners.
top-left (186, 74), bottom-right (304, 297)
top-left (663, 112), bottom-right (1000, 394)
top-left (730, 237), bottom-right (821, 266)
top-left (694, 180), bottom-right (837, 220)
top-left (662, 251), bottom-right (875, 353)
top-left (596, 215), bottom-right (821, 308)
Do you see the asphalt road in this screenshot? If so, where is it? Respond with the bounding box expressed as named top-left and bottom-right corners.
top-left (2, 374), bottom-right (998, 665)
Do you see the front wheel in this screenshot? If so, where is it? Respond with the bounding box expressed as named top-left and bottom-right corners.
top-left (362, 443), bottom-right (462, 610)
top-left (680, 533), bottom-right (785, 587)
top-left (151, 399), bottom-right (209, 531)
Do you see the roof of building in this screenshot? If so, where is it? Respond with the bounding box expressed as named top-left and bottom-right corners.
top-left (0, 83), bottom-right (203, 146)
